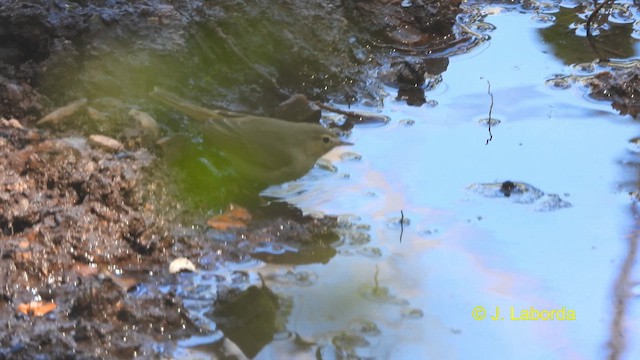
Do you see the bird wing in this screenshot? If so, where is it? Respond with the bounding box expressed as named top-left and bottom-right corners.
top-left (202, 117), bottom-right (297, 171)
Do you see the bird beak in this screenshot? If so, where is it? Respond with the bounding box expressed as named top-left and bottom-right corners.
top-left (338, 140), bottom-right (354, 146)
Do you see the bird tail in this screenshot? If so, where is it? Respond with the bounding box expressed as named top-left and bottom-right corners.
top-left (149, 87), bottom-right (226, 122)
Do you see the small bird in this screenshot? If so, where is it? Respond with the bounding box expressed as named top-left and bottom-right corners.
top-left (150, 88), bottom-right (353, 186)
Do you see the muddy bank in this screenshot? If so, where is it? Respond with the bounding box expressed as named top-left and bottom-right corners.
top-left (1, 0), bottom-right (464, 122)
top-left (0, 119), bottom-right (345, 358)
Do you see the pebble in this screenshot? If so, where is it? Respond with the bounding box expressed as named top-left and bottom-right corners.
top-left (129, 109), bottom-right (160, 138)
top-left (37, 98), bottom-right (87, 126)
top-left (169, 257), bottom-right (197, 273)
top-left (88, 134), bottom-right (124, 152)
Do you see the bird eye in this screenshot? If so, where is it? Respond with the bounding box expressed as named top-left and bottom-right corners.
top-left (322, 135), bottom-right (331, 144)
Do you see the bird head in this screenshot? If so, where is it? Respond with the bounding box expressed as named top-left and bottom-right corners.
top-left (305, 126), bottom-right (353, 159)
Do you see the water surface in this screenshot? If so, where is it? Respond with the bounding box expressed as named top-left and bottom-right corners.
top-left (253, 7), bottom-right (640, 360)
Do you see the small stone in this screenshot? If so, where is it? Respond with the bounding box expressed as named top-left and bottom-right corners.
top-left (1, 118), bottom-right (23, 129)
top-left (129, 109), bottom-right (160, 139)
top-left (37, 98), bottom-right (87, 127)
top-left (273, 94), bottom-right (321, 123)
top-left (88, 134), bottom-right (124, 152)
top-left (169, 257), bottom-right (197, 274)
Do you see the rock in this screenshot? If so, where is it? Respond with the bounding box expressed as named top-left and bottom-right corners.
top-left (37, 98), bottom-right (87, 127)
top-left (272, 94), bottom-right (321, 123)
top-left (129, 109), bottom-right (160, 139)
top-left (88, 134), bottom-right (124, 152)
top-left (169, 257), bottom-right (198, 274)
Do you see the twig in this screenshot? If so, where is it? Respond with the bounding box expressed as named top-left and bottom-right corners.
top-left (586, 0), bottom-right (615, 62)
top-left (314, 101), bottom-right (361, 117)
top-left (607, 202), bottom-right (640, 360)
top-left (485, 80), bottom-right (494, 145)
top-left (399, 210), bottom-right (405, 243)
top-left (209, 24), bottom-right (387, 122)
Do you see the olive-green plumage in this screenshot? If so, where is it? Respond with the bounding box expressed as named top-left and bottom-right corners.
top-left (151, 88), bottom-right (352, 185)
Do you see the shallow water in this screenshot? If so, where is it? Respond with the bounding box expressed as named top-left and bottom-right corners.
top-left (244, 6), bottom-right (640, 360)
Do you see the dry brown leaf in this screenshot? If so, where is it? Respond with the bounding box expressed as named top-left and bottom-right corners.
top-left (17, 301), bottom-right (57, 316)
top-left (207, 204), bottom-right (252, 231)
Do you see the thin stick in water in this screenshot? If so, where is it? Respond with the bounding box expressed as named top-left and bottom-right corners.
top-left (485, 80), bottom-right (494, 145)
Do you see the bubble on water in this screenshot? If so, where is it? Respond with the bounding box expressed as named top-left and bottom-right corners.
top-left (424, 99), bottom-right (439, 108)
top-left (337, 214), bottom-right (361, 226)
top-left (349, 319), bottom-right (381, 336)
top-left (545, 76), bottom-right (571, 89)
top-left (536, 2), bottom-right (560, 13)
top-left (471, 21), bottom-right (497, 33)
top-left (316, 158), bottom-right (338, 172)
top-left (401, 307), bottom-right (424, 319)
top-left (272, 331), bottom-right (293, 341)
top-left (356, 247), bottom-right (382, 258)
top-left (477, 117), bottom-right (501, 126)
top-left (358, 283), bottom-right (408, 305)
top-left (281, 269), bottom-right (318, 287)
top-left (609, 5), bottom-right (634, 24)
top-left (571, 62), bottom-right (597, 74)
top-left (468, 181), bottom-right (545, 203)
top-left (531, 13), bottom-right (556, 27)
top-left (230, 270), bottom-right (251, 284)
top-left (534, 193), bottom-right (572, 212)
top-left (348, 231), bottom-right (371, 245)
top-left (387, 215), bottom-right (410, 229)
top-left (571, 22), bottom-right (603, 37)
top-left (340, 151), bottom-right (362, 161)
top-left (627, 137), bottom-right (640, 153)
top-left (559, 0), bottom-right (582, 9)
top-left (399, 119), bottom-right (416, 126)
top-left (331, 333), bottom-right (370, 349)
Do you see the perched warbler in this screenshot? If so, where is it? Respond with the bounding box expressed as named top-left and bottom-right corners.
top-left (150, 88), bottom-right (352, 186)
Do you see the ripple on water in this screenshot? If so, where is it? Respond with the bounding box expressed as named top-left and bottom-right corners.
top-left (358, 283), bottom-right (409, 306)
top-left (531, 13), bottom-right (556, 27)
top-left (468, 181), bottom-right (573, 211)
top-left (401, 307), bottom-right (424, 319)
top-left (609, 5), bottom-right (635, 24)
top-left (545, 76), bottom-right (572, 89)
top-left (356, 247), bottom-right (383, 258)
top-left (331, 332), bottom-right (370, 350)
top-left (276, 269), bottom-right (319, 287)
top-left (348, 318), bottom-right (381, 336)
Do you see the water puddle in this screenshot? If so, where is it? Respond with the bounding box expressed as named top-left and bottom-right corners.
top-left (220, 3), bottom-right (640, 359)
top-left (16, 1), bottom-right (640, 358)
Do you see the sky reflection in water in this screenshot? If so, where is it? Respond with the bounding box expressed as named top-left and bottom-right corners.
top-left (258, 9), bottom-right (640, 360)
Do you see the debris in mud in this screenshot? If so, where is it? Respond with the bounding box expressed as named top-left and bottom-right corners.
top-left (468, 180), bottom-right (572, 211)
top-left (207, 205), bottom-right (253, 231)
top-left (583, 68), bottom-right (640, 119)
top-left (16, 300), bottom-right (57, 317)
top-left (380, 58), bottom-right (449, 106)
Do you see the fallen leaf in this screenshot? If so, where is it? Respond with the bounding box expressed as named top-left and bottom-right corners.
top-left (207, 204), bottom-right (252, 231)
top-left (17, 301), bottom-right (57, 316)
